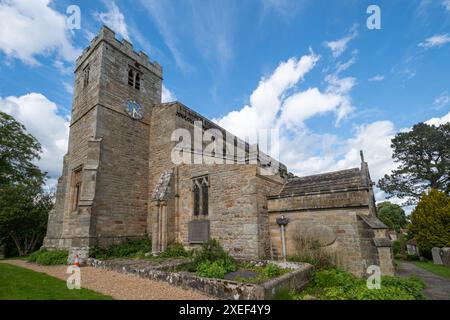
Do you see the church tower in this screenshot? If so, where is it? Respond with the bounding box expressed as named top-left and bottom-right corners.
top-left (43, 26), bottom-right (163, 259)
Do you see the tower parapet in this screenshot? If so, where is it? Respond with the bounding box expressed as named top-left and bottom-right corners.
top-left (75, 25), bottom-right (162, 79)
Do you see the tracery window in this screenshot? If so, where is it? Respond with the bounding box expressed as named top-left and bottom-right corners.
top-left (192, 176), bottom-right (209, 216)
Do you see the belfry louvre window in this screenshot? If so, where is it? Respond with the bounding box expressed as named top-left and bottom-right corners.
top-left (127, 67), bottom-right (142, 90)
top-left (83, 65), bottom-right (90, 88)
top-left (192, 176), bottom-right (209, 216)
top-left (72, 167), bottom-right (82, 211)
top-left (128, 69), bottom-right (134, 86)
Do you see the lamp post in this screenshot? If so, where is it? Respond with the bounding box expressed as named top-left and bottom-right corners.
top-left (276, 215), bottom-right (289, 261)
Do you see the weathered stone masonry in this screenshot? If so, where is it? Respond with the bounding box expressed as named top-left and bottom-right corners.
top-left (43, 26), bottom-right (393, 276)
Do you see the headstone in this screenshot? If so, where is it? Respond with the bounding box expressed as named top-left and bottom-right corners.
top-left (441, 248), bottom-right (450, 266)
top-left (432, 247), bottom-right (443, 265)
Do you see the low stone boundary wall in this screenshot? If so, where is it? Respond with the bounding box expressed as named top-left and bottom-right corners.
top-left (86, 258), bottom-right (313, 300)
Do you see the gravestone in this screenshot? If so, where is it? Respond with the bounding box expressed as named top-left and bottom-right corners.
top-left (441, 248), bottom-right (450, 266)
top-left (432, 247), bottom-right (443, 265)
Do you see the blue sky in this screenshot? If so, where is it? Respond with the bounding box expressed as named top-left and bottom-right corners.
top-left (0, 0), bottom-right (449, 207)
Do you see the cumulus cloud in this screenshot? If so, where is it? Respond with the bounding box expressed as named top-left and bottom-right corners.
top-left (324, 26), bottom-right (358, 58)
top-left (94, 1), bottom-right (130, 40)
top-left (215, 52), bottom-right (320, 141)
top-left (161, 84), bottom-right (176, 103)
top-left (418, 34), bottom-right (450, 48)
top-left (0, 93), bottom-right (69, 186)
top-left (425, 111), bottom-right (450, 126)
top-left (0, 0), bottom-right (80, 65)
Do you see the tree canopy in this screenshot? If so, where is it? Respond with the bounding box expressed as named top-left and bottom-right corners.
top-left (0, 111), bottom-right (53, 256)
top-left (378, 122), bottom-right (450, 205)
top-left (376, 201), bottom-right (408, 233)
top-left (408, 189), bottom-right (450, 258)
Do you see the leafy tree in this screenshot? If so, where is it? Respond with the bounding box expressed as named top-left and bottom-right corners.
top-left (0, 111), bottom-right (53, 256)
top-left (376, 201), bottom-right (408, 233)
top-left (378, 122), bottom-right (450, 205)
top-left (408, 189), bottom-right (450, 258)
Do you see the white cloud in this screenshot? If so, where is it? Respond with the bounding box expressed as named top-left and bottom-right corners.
top-left (433, 91), bottom-right (450, 109)
top-left (418, 34), bottom-right (450, 48)
top-left (425, 111), bottom-right (450, 126)
top-left (215, 52), bottom-right (320, 141)
top-left (0, 0), bottom-right (80, 65)
top-left (335, 57), bottom-right (356, 74)
top-left (0, 93), bottom-right (69, 182)
top-left (161, 84), bottom-right (176, 103)
top-left (94, 1), bottom-right (129, 40)
top-left (324, 26), bottom-right (358, 58)
top-left (368, 75), bottom-right (385, 82)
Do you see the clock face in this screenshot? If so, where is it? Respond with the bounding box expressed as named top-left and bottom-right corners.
top-left (125, 100), bottom-right (143, 120)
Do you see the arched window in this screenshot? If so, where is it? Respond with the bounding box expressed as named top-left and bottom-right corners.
top-left (128, 69), bottom-right (134, 86)
top-left (192, 176), bottom-right (209, 217)
top-left (193, 183), bottom-right (200, 216)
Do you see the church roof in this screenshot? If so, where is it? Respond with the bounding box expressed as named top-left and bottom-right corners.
top-left (278, 168), bottom-right (365, 197)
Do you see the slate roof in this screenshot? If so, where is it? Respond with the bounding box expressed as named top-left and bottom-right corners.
top-left (278, 168), bottom-right (365, 197)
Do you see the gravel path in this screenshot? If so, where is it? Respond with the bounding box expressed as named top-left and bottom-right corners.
top-left (2, 260), bottom-right (211, 300)
top-left (396, 261), bottom-right (450, 300)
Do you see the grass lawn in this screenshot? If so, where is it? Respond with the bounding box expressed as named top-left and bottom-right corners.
top-left (0, 263), bottom-right (112, 300)
top-left (414, 261), bottom-right (450, 279)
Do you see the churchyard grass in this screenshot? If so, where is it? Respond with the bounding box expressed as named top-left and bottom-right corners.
top-left (413, 261), bottom-right (450, 279)
top-left (0, 263), bottom-right (112, 300)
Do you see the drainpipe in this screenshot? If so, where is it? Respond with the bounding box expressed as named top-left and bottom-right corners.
top-left (276, 215), bottom-right (289, 261)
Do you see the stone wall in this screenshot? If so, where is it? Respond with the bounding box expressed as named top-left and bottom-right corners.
top-left (268, 204), bottom-right (370, 276)
top-left (166, 165), bottom-right (281, 260)
top-left (268, 192), bottom-right (395, 276)
top-left (148, 102), bottom-right (285, 259)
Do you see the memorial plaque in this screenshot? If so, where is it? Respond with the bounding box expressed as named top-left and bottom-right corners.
top-left (188, 220), bottom-right (210, 244)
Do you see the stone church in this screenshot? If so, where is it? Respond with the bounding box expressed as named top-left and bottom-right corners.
top-left (43, 26), bottom-right (394, 276)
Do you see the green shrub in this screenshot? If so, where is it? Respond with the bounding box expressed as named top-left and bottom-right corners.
top-left (192, 239), bottom-right (234, 265)
top-left (273, 288), bottom-right (296, 300)
top-left (380, 276), bottom-right (425, 300)
top-left (312, 268), bottom-right (359, 291)
top-left (190, 239), bottom-right (237, 278)
top-left (90, 238), bottom-right (151, 259)
top-left (392, 240), bottom-right (401, 255)
top-left (264, 263), bottom-right (282, 278)
top-left (27, 249), bottom-right (68, 265)
top-left (298, 268), bottom-right (425, 300)
top-left (159, 243), bottom-right (190, 258)
top-left (196, 261), bottom-right (227, 278)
